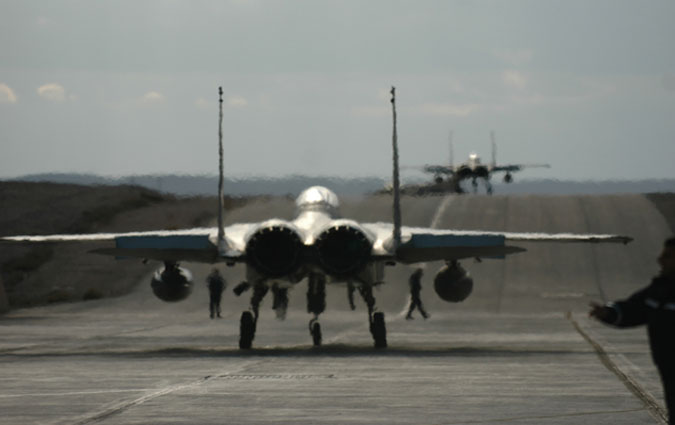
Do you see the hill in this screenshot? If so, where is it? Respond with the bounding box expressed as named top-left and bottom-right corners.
top-left (0, 182), bottom-right (245, 309)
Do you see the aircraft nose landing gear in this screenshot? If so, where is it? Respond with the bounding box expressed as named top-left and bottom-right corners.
top-left (370, 312), bottom-right (387, 348)
top-left (309, 318), bottom-right (322, 347)
top-left (307, 273), bottom-right (326, 347)
top-left (239, 311), bottom-right (256, 349)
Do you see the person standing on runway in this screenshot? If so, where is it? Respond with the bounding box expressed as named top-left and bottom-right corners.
top-left (590, 237), bottom-right (675, 424)
top-left (406, 268), bottom-right (429, 320)
top-left (206, 268), bottom-right (226, 319)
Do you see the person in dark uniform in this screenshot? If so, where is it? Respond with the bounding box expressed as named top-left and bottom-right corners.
top-left (406, 268), bottom-right (429, 320)
top-left (590, 237), bottom-right (675, 424)
top-left (206, 268), bottom-right (226, 319)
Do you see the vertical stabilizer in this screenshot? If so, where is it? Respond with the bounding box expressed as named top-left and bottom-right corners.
top-left (490, 130), bottom-right (496, 168)
top-left (449, 130), bottom-right (454, 169)
top-left (390, 87), bottom-right (402, 249)
top-left (217, 87), bottom-right (226, 251)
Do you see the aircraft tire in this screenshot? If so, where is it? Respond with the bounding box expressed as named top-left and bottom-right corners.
top-left (311, 322), bottom-right (322, 347)
top-left (239, 311), bottom-right (255, 349)
top-left (372, 312), bottom-right (387, 348)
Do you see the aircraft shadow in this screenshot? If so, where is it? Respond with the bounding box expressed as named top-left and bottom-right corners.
top-left (3, 343), bottom-right (586, 359)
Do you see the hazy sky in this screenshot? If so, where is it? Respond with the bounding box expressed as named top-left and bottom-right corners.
top-left (1, 0), bottom-right (674, 182)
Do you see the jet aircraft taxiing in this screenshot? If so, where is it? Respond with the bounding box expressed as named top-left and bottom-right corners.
top-left (422, 131), bottom-right (550, 194)
top-left (2, 87), bottom-right (630, 349)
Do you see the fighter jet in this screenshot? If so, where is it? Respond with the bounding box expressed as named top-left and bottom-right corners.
top-left (1, 87), bottom-right (630, 349)
top-left (422, 131), bottom-right (550, 194)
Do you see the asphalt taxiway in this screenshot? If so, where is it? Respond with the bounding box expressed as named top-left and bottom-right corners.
top-left (0, 193), bottom-right (671, 424)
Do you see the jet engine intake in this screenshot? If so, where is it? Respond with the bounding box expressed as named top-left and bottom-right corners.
top-left (474, 167), bottom-right (489, 178)
top-left (315, 225), bottom-right (372, 277)
top-left (245, 225), bottom-right (303, 278)
top-left (151, 262), bottom-right (194, 302)
top-left (433, 261), bottom-right (473, 303)
top-left (456, 167), bottom-right (472, 179)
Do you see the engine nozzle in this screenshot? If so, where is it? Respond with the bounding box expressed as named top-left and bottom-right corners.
top-left (246, 225), bottom-right (303, 278)
top-left (315, 225), bottom-right (372, 277)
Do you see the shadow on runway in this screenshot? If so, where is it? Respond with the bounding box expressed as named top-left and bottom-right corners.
top-left (3, 343), bottom-right (589, 359)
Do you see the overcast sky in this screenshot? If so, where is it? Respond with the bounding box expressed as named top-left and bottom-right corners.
top-left (1, 0), bottom-right (674, 182)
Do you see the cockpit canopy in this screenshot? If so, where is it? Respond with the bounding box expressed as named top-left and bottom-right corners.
top-left (295, 186), bottom-right (340, 214)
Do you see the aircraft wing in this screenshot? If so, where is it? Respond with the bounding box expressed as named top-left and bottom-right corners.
top-left (0, 224), bottom-right (259, 263)
top-left (362, 223), bottom-right (632, 264)
top-left (423, 165), bottom-right (455, 175)
top-left (2, 221), bottom-right (632, 265)
top-left (491, 163), bottom-right (550, 173)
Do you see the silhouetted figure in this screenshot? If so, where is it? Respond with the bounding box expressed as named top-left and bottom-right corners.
top-left (206, 268), bottom-right (226, 319)
top-left (347, 282), bottom-right (356, 310)
top-left (271, 283), bottom-right (289, 320)
top-left (590, 237), bottom-right (675, 424)
top-left (406, 268), bottom-right (429, 320)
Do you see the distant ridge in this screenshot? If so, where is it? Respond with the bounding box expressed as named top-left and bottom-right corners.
top-left (8, 173), bottom-right (674, 196)
top-left (10, 173), bottom-right (386, 197)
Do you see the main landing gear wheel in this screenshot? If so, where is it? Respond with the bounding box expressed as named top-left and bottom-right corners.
top-left (239, 311), bottom-right (256, 349)
top-left (310, 319), bottom-right (322, 347)
top-left (370, 312), bottom-right (387, 348)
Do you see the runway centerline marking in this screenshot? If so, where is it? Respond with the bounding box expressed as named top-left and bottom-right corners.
top-left (429, 194), bottom-right (456, 230)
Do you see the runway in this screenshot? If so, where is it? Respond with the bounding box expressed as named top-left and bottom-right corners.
top-left (0, 193), bottom-right (671, 424)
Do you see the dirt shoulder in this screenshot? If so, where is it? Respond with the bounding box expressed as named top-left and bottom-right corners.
top-left (0, 181), bottom-right (246, 309)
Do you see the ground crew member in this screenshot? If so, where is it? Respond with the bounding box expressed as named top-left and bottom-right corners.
top-left (206, 268), bottom-right (226, 319)
top-left (406, 268), bottom-right (429, 320)
top-left (590, 237), bottom-right (675, 424)
top-left (347, 282), bottom-right (356, 310)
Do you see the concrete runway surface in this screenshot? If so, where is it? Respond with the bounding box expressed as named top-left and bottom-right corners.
top-left (0, 193), bottom-right (671, 424)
